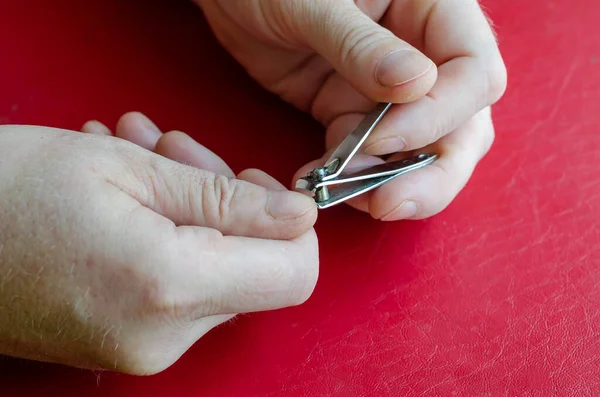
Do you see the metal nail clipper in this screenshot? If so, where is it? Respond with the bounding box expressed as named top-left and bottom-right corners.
top-left (295, 103), bottom-right (438, 209)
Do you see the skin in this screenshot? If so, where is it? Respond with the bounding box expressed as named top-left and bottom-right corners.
top-left (192, 0), bottom-right (507, 220)
top-left (0, 124), bottom-right (318, 375)
top-left (0, 0), bottom-right (507, 376)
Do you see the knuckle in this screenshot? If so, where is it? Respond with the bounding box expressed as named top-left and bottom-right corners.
top-left (140, 157), bottom-right (170, 211)
top-left (129, 245), bottom-right (194, 328)
top-left (338, 27), bottom-right (390, 67)
top-left (141, 232), bottom-right (224, 322)
top-left (109, 288), bottom-right (185, 375)
top-left (201, 173), bottom-right (236, 227)
top-left (107, 260), bottom-right (194, 375)
top-left (146, 285), bottom-right (191, 330)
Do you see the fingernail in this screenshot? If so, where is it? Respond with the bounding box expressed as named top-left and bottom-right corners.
top-left (381, 200), bottom-right (418, 221)
top-left (376, 50), bottom-right (433, 87)
top-left (364, 136), bottom-right (406, 156)
top-left (267, 190), bottom-right (316, 220)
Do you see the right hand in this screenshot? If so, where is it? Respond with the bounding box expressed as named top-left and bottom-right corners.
top-left (196, 0), bottom-right (506, 221)
top-left (0, 118), bottom-right (318, 375)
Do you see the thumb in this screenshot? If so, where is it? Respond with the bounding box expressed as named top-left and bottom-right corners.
top-left (292, 1), bottom-right (437, 102)
top-left (122, 155), bottom-right (317, 240)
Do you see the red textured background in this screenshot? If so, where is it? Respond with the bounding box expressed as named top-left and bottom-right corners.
top-left (1, 0), bottom-right (599, 395)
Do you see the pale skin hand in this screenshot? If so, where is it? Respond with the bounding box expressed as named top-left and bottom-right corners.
top-left (184, 0), bottom-right (508, 220)
top-left (0, 122), bottom-right (318, 375)
top-left (0, 0), bottom-right (505, 375)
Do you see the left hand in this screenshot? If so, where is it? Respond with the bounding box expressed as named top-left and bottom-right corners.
top-left (191, 0), bottom-right (507, 220)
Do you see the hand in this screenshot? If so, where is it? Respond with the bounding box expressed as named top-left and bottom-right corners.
top-left (196, 0), bottom-right (507, 220)
top-left (0, 119), bottom-right (318, 375)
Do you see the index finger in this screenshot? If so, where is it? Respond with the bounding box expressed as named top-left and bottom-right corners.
top-left (363, 0), bottom-right (507, 155)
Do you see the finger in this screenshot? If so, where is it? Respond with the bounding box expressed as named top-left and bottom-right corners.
top-left (114, 113), bottom-right (236, 177)
top-left (363, 58), bottom-right (504, 155)
top-left (290, 0), bottom-right (437, 104)
top-left (111, 149), bottom-right (318, 240)
top-left (367, 106), bottom-right (495, 221)
top-left (237, 168), bottom-right (287, 190)
top-left (310, 72), bottom-right (376, 127)
top-left (82, 120), bottom-right (112, 135)
top-left (101, 195), bottom-right (316, 332)
top-left (171, 226), bottom-right (319, 316)
top-left (154, 130), bottom-right (235, 178)
top-left (363, 0), bottom-right (507, 155)
top-left (115, 111), bottom-right (163, 151)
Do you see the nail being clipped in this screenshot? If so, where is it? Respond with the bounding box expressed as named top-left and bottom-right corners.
top-left (294, 102), bottom-right (438, 209)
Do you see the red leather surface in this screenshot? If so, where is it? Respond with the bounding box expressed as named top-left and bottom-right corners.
top-left (1, 0), bottom-right (599, 395)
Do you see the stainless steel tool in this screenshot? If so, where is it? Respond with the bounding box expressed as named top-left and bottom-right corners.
top-left (295, 103), bottom-right (438, 209)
